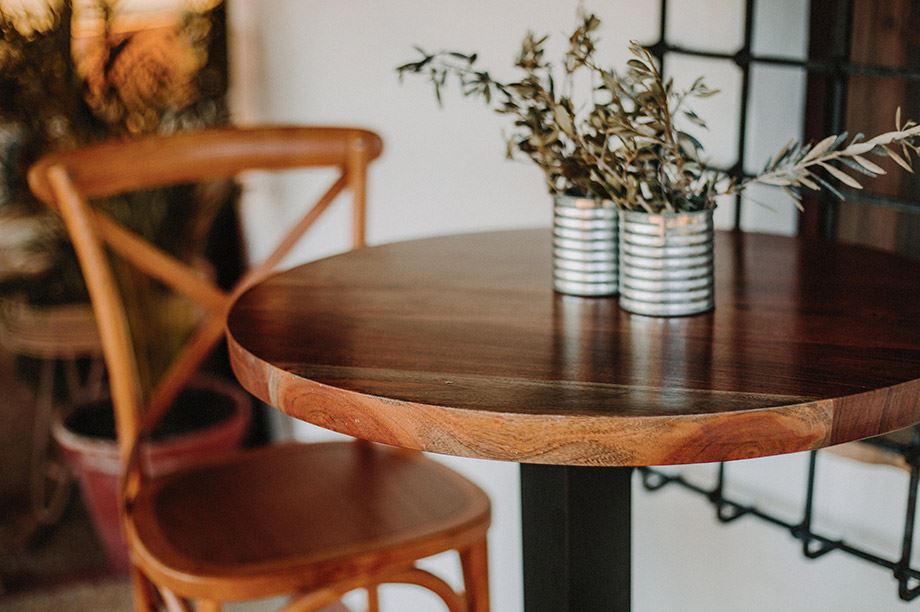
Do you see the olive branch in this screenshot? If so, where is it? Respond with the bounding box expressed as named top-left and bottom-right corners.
top-left (737, 111), bottom-right (920, 210)
top-left (397, 12), bottom-right (920, 214)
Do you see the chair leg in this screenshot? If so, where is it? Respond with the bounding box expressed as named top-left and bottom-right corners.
top-left (367, 584), bottom-right (379, 612)
top-left (383, 568), bottom-right (464, 612)
top-left (196, 599), bottom-right (221, 612)
top-left (129, 565), bottom-right (157, 612)
top-left (460, 538), bottom-right (490, 612)
top-left (161, 587), bottom-right (193, 612)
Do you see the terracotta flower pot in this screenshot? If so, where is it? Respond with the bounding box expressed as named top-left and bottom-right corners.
top-left (52, 374), bottom-right (251, 573)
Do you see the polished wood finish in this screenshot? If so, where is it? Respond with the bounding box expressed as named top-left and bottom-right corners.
top-left (460, 539), bottom-right (490, 612)
top-left (128, 443), bottom-right (489, 601)
top-left (29, 126), bottom-right (382, 205)
top-left (29, 126), bottom-right (491, 610)
top-left (227, 229), bottom-right (920, 466)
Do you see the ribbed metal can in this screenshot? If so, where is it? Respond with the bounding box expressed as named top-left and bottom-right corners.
top-left (552, 195), bottom-right (618, 297)
top-left (618, 209), bottom-right (714, 316)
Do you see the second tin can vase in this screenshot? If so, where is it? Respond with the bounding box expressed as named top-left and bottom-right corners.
top-left (618, 209), bottom-right (715, 317)
top-left (552, 195), bottom-right (618, 297)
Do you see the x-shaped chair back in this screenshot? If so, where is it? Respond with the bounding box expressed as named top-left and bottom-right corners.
top-left (28, 126), bottom-right (383, 497)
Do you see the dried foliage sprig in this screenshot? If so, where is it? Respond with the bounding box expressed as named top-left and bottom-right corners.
top-left (397, 12), bottom-right (919, 214)
top-left (736, 110), bottom-right (920, 210)
top-left (398, 14), bottom-right (722, 213)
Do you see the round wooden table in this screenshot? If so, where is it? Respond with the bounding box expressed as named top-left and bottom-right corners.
top-left (227, 229), bottom-right (920, 612)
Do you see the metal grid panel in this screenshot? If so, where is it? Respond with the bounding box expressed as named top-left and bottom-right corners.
top-left (649, 0), bottom-right (920, 237)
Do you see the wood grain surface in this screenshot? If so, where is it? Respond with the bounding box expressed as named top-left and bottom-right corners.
top-left (227, 229), bottom-right (920, 466)
top-left (31, 126), bottom-right (492, 610)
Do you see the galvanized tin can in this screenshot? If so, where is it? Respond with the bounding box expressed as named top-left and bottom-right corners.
top-left (618, 209), bottom-right (714, 316)
top-left (552, 195), bottom-right (618, 297)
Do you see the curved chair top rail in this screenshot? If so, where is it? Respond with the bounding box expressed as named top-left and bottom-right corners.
top-left (28, 125), bottom-right (383, 206)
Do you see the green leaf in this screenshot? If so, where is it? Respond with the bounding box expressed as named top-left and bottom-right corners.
top-left (837, 157), bottom-right (877, 177)
top-left (552, 103), bottom-right (574, 137)
top-left (683, 109), bottom-right (707, 129)
top-left (883, 145), bottom-right (914, 172)
top-left (797, 175), bottom-right (820, 191)
top-left (845, 141), bottom-right (878, 156)
top-left (865, 130), bottom-right (904, 148)
top-left (852, 155), bottom-right (886, 175)
top-left (781, 187), bottom-right (805, 211)
top-left (677, 131), bottom-right (704, 154)
top-left (627, 59), bottom-right (650, 73)
top-left (767, 138), bottom-right (795, 169)
top-left (811, 173), bottom-right (846, 200)
top-left (801, 134), bottom-right (838, 163)
top-left (757, 175), bottom-right (794, 186)
top-left (818, 162), bottom-right (862, 189)
top-left (693, 87), bottom-right (720, 98)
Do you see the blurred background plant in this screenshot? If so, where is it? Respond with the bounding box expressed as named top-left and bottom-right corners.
top-left (0, 0), bottom-right (230, 392)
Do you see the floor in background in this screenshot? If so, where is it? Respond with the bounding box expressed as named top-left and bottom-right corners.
top-left (0, 498), bottom-right (298, 611)
top-left (0, 495), bottom-right (111, 600)
top-left (1, 580), bottom-right (336, 612)
top-left (0, 580), bottom-right (294, 612)
top-left (0, 577), bottom-right (131, 611)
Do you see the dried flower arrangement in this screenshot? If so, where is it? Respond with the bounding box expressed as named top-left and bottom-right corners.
top-left (397, 13), bottom-right (920, 214)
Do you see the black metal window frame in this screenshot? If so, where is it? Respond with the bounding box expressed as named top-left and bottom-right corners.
top-left (648, 0), bottom-right (920, 237)
top-left (643, 0), bottom-right (920, 603)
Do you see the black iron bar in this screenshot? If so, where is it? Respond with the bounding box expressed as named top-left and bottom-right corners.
top-left (897, 464), bottom-right (920, 599)
top-left (658, 0), bottom-right (668, 65)
top-left (640, 455), bottom-right (920, 601)
top-left (896, 428), bottom-right (920, 599)
top-left (730, 0), bottom-right (756, 231)
top-left (819, 0), bottom-right (854, 238)
top-left (650, 0), bottom-right (920, 225)
top-left (658, 44), bottom-right (920, 83)
top-left (796, 451), bottom-right (834, 557)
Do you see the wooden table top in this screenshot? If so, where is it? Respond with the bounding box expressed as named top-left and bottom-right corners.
top-left (227, 229), bottom-right (920, 466)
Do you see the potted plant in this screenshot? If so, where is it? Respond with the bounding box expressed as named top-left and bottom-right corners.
top-left (397, 13), bottom-right (920, 315)
top-left (0, 1), bottom-right (249, 570)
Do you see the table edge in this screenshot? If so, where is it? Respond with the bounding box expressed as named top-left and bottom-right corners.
top-left (227, 328), bottom-right (920, 466)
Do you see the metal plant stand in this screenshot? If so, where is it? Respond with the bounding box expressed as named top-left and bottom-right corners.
top-left (0, 300), bottom-right (105, 542)
top-left (641, 432), bottom-right (920, 602)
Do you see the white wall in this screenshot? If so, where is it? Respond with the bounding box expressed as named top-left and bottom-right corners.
top-left (228, 1), bottom-right (918, 610)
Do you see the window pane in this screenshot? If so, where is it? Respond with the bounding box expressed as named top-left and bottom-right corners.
top-left (666, 0), bottom-right (744, 53)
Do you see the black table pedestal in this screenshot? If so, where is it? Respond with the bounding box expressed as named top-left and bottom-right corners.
top-left (521, 465), bottom-right (633, 612)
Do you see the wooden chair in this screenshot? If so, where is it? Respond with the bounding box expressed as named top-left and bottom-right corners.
top-left (28, 126), bottom-right (491, 612)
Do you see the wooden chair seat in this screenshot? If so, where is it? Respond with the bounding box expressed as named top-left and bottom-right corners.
top-left (129, 442), bottom-right (490, 601)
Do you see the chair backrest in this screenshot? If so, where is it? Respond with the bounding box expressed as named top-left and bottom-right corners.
top-left (28, 125), bottom-right (383, 492)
